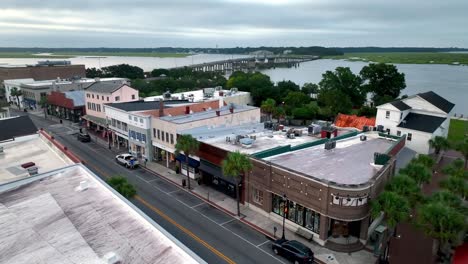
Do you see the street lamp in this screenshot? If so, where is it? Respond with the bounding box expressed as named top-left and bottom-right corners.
top-left (106, 124), bottom-right (111, 150)
top-left (281, 194), bottom-right (287, 240)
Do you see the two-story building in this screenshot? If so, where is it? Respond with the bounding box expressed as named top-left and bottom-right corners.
top-left (46, 91), bottom-right (86, 122)
top-left (375, 91), bottom-right (454, 154)
top-left (83, 81), bottom-right (137, 135)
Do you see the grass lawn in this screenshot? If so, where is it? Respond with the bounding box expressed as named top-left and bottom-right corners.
top-left (0, 51), bottom-right (190, 58)
top-left (448, 119), bottom-right (468, 142)
top-left (325, 52), bottom-right (468, 65)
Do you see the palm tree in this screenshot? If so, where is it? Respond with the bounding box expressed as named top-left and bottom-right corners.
top-left (107, 175), bottom-right (137, 198)
top-left (371, 191), bottom-right (411, 262)
top-left (442, 158), bottom-right (467, 179)
top-left (222, 151), bottom-right (253, 217)
top-left (428, 136), bottom-right (450, 155)
top-left (412, 154), bottom-right (435, 169)
top-left (440, 176), bottom-right (467, 200)
top-left (429, 190), bottom-right (464, 211)
top-left (416, 201), bottom-right (465, 261)
top-left (371, 191), bottom-right (411, 228)
top-left (399, 162), bottom-right (432, 186)
top-left (385, 174), bottom-right (422, 207)
top-left (175, 134), bottom-right (199, 190)
top-left (10, 87), bottom-right (23, 110)
top-left (260, 98), bottom-right (276, 121)
top-left (38, 96), bottom-right (48, 118)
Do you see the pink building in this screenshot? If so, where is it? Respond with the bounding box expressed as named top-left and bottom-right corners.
top-left (83, 81), bottom-right (139, 133)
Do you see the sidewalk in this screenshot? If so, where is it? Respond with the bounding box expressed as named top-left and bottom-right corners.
top-left (144, 161), bottom-right (377, 264)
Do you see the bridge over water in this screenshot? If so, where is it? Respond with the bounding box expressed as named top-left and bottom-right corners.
top-left (172, 55), bottom-right (320, 72)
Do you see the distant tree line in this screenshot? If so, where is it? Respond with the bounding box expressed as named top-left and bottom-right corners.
top-left (333, 47), bottom-right (468, 53)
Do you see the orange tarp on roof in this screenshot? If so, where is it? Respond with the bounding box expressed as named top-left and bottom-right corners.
top-left (334, 113), bottom-right (376, 130)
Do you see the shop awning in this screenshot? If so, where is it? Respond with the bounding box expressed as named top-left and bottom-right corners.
top-left (81, 115), bottom-right (107, 126)
top-left (176, 154), bottom-right (200, 168)
top-left (199, 160), bottom-right (223, 178)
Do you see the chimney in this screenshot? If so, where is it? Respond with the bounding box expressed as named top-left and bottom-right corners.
top-left (185, 106), bottom-right (190, 114)
top-left (219, 97), bottom-right (224, 108)
top-left (216, 110), bottom-right (220, 116)
top-left (159, 99), bottom-right (164, 117)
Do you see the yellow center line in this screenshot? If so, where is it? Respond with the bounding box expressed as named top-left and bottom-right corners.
top-left (73, 150), bottom-right (236, 264)
top-left (135, 196), bottom-right (236, 264)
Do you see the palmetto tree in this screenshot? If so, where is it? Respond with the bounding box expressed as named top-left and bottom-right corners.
top-left (222, 151), bottom-right (253, 217)
top-left (175, 134), bottom-right (199, 190)
top-left (385, 174), bottom-right (422, 207)
top-left (428, 136), bottom-right (450, 155)
top-left (399, 162), bottom-right (432, 186)
top-left (371, 191), bottom-right (411, 228)
top-left (10, 87), bottom-right (23, 110)
top-left (416, 201), bottom-right (465, 260)
top-left (260, 98), bottom-right (276, 121)
top-left (455, 140), bottom-right (468, 169)
top-left (412, 154), bottom-right (435, 169)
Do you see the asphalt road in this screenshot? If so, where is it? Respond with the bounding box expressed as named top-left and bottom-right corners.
top-left (25, 112), bottom-right (289, 264)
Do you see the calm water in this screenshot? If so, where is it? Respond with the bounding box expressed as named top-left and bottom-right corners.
top-left (261, 59), bottom-right (468, 115)
top-left (0, 54), bottom-right (249, 72)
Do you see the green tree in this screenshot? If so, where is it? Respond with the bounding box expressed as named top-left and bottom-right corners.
top-left (399, 161), bottom-right (432, 185)
top-left (38, 96), bottom-right (48, 118)
top-left (429, 190), bottom-right (464, 211)
top-left (260, 98), bottom-right (276, 121)
top-left (273, 105), bottom-right (286, 120)
top-left (317, 89), bottom-right (353, 116)
top-left (175, 134), bottom-right (200, 190)
top-left (301, 83), bottom-right (319, 95)
top-left (222, 151), bottom-right (253, 217)
top-left (151, 68), bottom-right (170, 77)
top-left (292, 102), bottom-right (319, 121)
top-left (385, 174), bottom-right (422, 207)
top-left (428, 136), bottom-right (450, 155)
top-left (284, 91), bottom-right (311, 108)
top-left (10, 87), bottom-right (23, 110)
top-left (441, 158), bottom-right (467, 179)
top-left (107, 176), bottom-right (137, 198)
top-left (360, 63), bottom-right (406, 104)
top-left (101, 64), bottom-right (145, 79)
top-left (86, 67), bottom-right (104, 78)
top-left (277, 80), bottom-right (300, 99)
top-left (440, 176), bottom-right (467, 199)
top-left (371, 191), bottom-right (411, 228)
top-left (412, 154), bottom-right (435, 169)
top-left (319, 67), bottom-right (365, 107)
top-left (357, 105), bottom-right (377, 117)
top-left (416, 201), bottom-right (465, 258)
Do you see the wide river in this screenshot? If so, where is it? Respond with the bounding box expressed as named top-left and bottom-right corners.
top-left (1, 55), bottom-right (467, 114)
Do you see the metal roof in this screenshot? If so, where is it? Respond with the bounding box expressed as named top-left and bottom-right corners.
top-left (64, 90), bottom-right (85, 107)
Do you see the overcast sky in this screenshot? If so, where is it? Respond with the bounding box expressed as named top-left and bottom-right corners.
top-left (1, 0), bottom-right (467, 48)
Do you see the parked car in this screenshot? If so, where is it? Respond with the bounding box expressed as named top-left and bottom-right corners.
top-left (77, 133), bottom-right (91, 142)
top-left (115, 153), bottom-right (139, 168)
top-left (272, 239), bottom-right (314, 264)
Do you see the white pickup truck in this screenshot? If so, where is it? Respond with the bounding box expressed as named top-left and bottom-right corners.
top-left (115, 153), bottom-right (139, 168)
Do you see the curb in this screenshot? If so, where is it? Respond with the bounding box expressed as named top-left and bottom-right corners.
top-left (140, 166), bottom-right (277, 241)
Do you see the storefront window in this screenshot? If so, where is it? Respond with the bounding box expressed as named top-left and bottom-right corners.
top-left (272, 193), bottom-right (321, 233)
top-left (253, 188), bottom-right (263, 205)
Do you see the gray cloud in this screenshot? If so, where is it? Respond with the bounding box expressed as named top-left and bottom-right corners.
top-left (0, 0), bottom-right (467, 47)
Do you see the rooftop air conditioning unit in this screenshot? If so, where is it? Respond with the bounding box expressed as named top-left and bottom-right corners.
top-left (377, 125), bottom-right (384, 132)
top-left (360, 135), bottom-right (367, 141)
top-left (363, 126), bottom-right (369, 132)
top-left (324, 140), bottom-right (336, 150)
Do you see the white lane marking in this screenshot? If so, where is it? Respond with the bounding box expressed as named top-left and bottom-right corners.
top-left (191, 202), bottom-right (206, 208)
top-left (256, 240), bottom-right (270, 247)
top-left (220, 218), bottom-right (236, 226)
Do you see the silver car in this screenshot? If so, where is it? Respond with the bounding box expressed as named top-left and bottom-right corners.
top-left (115, 153), bottom-right (139, 168)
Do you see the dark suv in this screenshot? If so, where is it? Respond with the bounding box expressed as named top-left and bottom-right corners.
top-left (272, 239), bottom-right (314, 264)
top-left (77, 133), bottom-right (91, 142)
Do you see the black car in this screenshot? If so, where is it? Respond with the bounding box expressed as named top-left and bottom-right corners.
top-left (272, 239), bottom-right (314, 264)
top-left (77, 133), bottom-right (91, 142)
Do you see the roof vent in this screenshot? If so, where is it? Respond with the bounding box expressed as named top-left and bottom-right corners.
top-left (103, 252), bottom-right (120, 264)
top-left (78, 180), bottom-right (89, 191)
top-left (324, 140), bottom-right (336, 150)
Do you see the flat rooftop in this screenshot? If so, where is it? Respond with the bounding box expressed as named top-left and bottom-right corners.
top-left (265, 134), bottom-right (394, 185)
top-left (4, 77), bottom-right (127, 88)
top-left (0, 135), bottom-right (72, 184)
top-left (161, 104), bottom-right (258, 124)
top-left (182, 123), bottom-right (323, 155)
top-left (0, 164), bottom-right (201, 264)
top-left (144, 89), bottom-right (249, 103)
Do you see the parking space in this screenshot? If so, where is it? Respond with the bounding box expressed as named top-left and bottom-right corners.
top-left (171, 190), bottom-right (205, 207)
top-left (223, 220), bottom-right (271, 246)
top-left (195, 203), bottom-right (233, 224)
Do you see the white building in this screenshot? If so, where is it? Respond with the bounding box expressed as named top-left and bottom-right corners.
top-left (144, 88), bottom-right (253, 106)
top-left (375, 91), bottom-right (454, 154)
